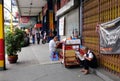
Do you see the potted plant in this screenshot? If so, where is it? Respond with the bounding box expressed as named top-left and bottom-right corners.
top-left (5, 28), bottom-right (24, 63)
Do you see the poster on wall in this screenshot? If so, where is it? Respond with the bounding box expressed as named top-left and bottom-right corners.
top-left (99, 17), bottom-right (120, 54)
top-left (59, 16), bottom-right (65, 35)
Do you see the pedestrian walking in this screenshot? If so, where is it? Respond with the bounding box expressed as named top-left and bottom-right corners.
top-left (32, 28), bottom-right (35, 44)
top-left (36, 30), bottom-right (41, 44)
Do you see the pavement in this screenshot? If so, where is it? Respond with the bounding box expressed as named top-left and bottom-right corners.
top-left (0, 41), bottom-right (119, 81)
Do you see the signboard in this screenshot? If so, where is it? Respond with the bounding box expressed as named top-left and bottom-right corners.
top-left (34, 24), bottom-right (42, 28)
top-left (100, 17), bottom-right (120, 54)
top-left (59, 16), bottom-right (65, 35)
top-left (20, 16), bottom-right (30, 23)
top-left (19, 16), bottom-right (37, 28)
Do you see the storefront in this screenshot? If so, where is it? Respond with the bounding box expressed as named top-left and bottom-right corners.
top-left (65, 8), bottom-right (79, 37)
top-left (56, 0), bottom-right (80, 40)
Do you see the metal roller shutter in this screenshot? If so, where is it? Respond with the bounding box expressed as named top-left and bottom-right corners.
top-left (65, 8), bottom-right (79, 37)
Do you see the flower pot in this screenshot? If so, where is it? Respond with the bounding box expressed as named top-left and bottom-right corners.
top-left (7, 55), bottom-right (18, 64)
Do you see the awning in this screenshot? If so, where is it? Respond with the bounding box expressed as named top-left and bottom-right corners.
top-left (34, 23), bottom-right (42, 28)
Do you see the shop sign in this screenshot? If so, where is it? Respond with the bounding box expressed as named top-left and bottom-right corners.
top-left (20, 16), bottom-right (30, 23)
top-left (59, 16), bottom-right (65, 35)
top-left (19, 17), bottom-right (37, 28)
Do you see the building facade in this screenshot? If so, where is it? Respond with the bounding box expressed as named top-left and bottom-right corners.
top-left (55, 0), bottom-right (120, 77)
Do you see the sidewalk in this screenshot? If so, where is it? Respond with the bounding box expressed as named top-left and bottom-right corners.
top-left (5, 43), bottom-right (58, 69)
top-left (0, 43), bottom-right (113, 81)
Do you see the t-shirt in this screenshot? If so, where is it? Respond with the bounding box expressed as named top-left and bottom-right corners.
top-left (49, 39), bottom-right (56, 52)
top-left (84, 50), bottom-right (93, 59)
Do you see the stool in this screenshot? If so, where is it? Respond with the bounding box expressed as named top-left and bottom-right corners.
top-left (50, 52), bottom-right (59, 61)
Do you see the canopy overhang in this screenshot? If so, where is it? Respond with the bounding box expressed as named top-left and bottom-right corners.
top-left (16, 0), bottom-right (47, 16)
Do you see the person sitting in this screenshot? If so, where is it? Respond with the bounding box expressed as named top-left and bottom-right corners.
top-left (49, 36), bottom-right (60, 60)
top-left (80, 47), bottom-right (98, 74)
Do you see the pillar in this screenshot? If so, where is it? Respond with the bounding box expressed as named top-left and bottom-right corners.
top-left (0, 0), bottom-right (6, 70)
top-left (47, 0), bottom-right (54, 31)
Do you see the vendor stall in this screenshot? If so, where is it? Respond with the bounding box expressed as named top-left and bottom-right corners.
top-left (62, 39), bottom-right (81, 67)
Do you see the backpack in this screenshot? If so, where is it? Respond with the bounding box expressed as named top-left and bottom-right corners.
top-left (89, 52), bottom-right (98, 68)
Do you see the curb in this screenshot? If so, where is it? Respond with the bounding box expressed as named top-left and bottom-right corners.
top-left (95, 69), bottom-right (114, 81)
top-left (90, 68), bottom-right (120, 81)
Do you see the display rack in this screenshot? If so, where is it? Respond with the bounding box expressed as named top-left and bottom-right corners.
top-left (62, 39), bottom-right (81, 67)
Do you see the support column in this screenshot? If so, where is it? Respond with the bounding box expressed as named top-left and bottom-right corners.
top-left (0, 0), bottom-right (6, 70)
top-left (47, 0), bottom-right (54, 31)
top-left (49, 10), bottom-right (54, 31)
top-left (80, 0), bottom-right (83, 44)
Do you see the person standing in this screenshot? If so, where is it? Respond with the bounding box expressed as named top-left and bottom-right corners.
top-left (32, 28), bottom-right (35, 44)
top-left (36, 30), bottom-right (41, 44)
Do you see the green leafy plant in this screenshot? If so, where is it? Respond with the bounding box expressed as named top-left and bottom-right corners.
top-left (5, 28), bottom-right (24, 56)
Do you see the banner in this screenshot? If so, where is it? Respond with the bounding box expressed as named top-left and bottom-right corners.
top-left (100, 17), bottom-right (120, 54)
